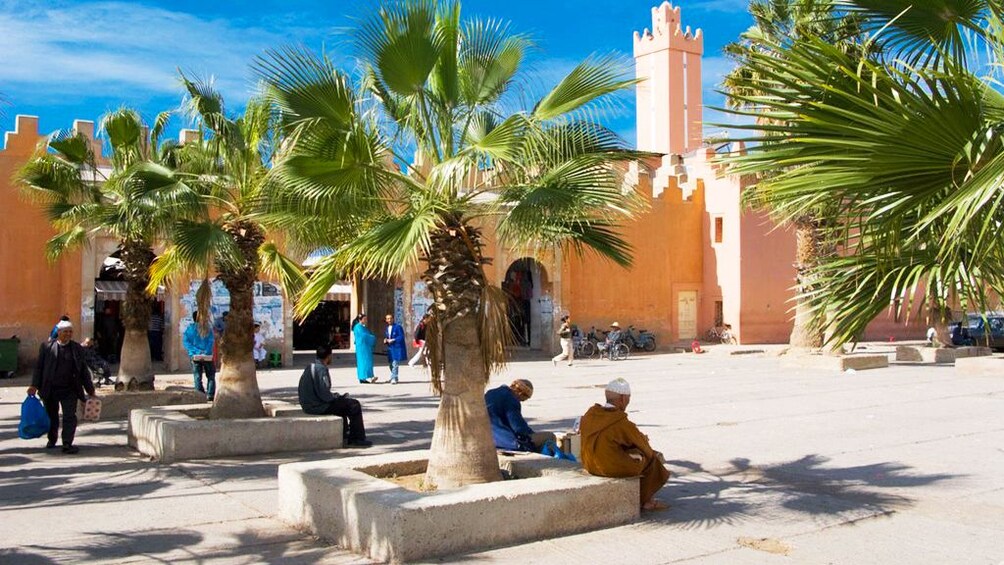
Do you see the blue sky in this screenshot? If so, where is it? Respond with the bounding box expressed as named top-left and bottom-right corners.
top-left (0, 0), bottom-right (752, 148)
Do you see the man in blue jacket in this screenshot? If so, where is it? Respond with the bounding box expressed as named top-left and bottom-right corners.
top-left (383, 313), bottom-right (408, 384)
top-left (183, 312), bottom-right (215, 401)
top-left (484, 379), bottom-right (555, 452)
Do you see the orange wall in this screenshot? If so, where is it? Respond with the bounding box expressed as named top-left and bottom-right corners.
top-left (0, 116), bottom-right (83, 370)
top-left (739, 210), bottom-right (797, 343)
top-left (562, 172), bottom-right (704, 342)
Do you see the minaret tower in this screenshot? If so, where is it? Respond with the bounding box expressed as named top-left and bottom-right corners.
top-left (633, 2), bottom-right (704, 155)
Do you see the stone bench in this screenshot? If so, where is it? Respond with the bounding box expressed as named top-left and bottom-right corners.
top-left (278, 450), bottom-right (639, 562)
top-left (77, 388), bottom-right (207, 420)
top-left (896, 346), bottom-right (993, 364)
top-left (781, 353), bottom-right (889, 371)
top-left (128, 401), bottom-right (343, 463)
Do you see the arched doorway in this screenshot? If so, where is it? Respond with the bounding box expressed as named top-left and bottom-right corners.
top-left (502, 258), bottom-right (551, 349)
top-left (93, 250), bottom-right (166, 363)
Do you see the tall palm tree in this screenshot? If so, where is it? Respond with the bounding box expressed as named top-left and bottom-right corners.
top-left (722, 0), bottom-right (864, 349)
top-left (143, 77), bottom-right (304, 419)
top-left (723, 0), bottom-right (1004, 346)
top-left (257, 0), bottom-right (646, 488)
top-left (18, 108), bottom-right (196, 388)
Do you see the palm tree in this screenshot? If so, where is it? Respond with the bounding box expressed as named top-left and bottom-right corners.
top-left (723, 0), bottom-right (1004, 347)
top-left (143, 77), bottom-right (304, 419)
top-left (257, 0), bottom-right (646, 488)
top-left (722, 0), bottom-right (864, 349)
top-left (18, 108), bottom-right (195, 388)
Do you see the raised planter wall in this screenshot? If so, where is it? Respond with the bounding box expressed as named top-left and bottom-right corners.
top-left (278, 450), bottom-right (640, 563)
top-left (127, 401), bottom-right (343, 463)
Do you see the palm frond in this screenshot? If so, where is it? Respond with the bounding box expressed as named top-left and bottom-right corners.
top-left (532, 54), bottom-right (638, 121)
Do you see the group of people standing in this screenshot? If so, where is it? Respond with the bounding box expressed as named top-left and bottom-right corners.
top-left (349, 311), bottom-right (429, 385)
top-left (181, 311), bottom-right (270, 401)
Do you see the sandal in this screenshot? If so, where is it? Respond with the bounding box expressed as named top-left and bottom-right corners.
top-left (642, 499), bottom-right (670, 512)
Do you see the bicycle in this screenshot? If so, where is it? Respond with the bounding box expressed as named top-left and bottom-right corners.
top-left (575, 326), bottom-right (601, 358)
top-left (595, 332), bottom-right (630, 361)
top-left (705, 325), bottom-right (737, 345)
top-left (623, 325), bottom-right (657, 352)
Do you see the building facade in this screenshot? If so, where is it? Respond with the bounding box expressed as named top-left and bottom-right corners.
top-left (0, 2), bottom-right (925, 373)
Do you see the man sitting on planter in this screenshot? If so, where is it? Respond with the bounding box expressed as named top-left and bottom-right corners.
top-left (484, 379), bottom-right (555, 452)
top-left (298, 345), bottom-right (372, 448)
top-left (579, 378), bottom-right (670, 511)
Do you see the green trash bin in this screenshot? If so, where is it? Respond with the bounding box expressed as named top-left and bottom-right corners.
top-left (0, 337), bottom-right (20, 378)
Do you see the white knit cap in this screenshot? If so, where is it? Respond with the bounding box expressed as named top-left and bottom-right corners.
top-left (56, 320), bottom-right (73, 330)
top-left (605, 378), bottom-right (631, 395)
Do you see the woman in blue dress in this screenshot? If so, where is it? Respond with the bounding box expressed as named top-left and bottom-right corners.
top-left (353, 314), bottom-right (378, 383)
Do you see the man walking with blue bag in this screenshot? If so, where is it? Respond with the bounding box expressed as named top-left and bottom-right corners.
top-left (27, 320), bottom-right (96, 454)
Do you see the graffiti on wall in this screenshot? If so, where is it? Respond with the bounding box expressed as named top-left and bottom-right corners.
top-left (411, 281), bottom-right (433, 321)
top-left (179, 280), bottom-right (284, 342)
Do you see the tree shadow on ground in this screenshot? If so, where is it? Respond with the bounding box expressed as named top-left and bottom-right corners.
top-left (650, 454), bottom-right (961, 529)
top-left (0, 456), bottom-right (176, 510)
top-left (15, 521), bottom-right (367, 563)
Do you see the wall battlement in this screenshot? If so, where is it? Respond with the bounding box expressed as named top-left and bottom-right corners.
top-left (633, 1), bottom-right (703, 57)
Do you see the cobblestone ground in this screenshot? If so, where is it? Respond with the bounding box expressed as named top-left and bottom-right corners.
top-left (1, 344), bottom-right (1002, 564)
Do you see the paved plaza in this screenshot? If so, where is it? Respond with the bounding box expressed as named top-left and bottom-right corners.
top-left (1, 345), bottom-right (1002, 564)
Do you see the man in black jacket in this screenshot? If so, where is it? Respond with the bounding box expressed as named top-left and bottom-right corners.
top-left (27, 320), bottom-right (96, 454)
top-left (298, 345), bottom-right (371, 448)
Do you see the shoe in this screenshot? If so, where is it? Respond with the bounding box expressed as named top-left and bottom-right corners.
top-left (367, 376), bottom-right (379, 384)
top-left (207, 397), bottom-right (214, 402)
top-left (346, 439), bottom-right (373, 448)
top-left (61, 445), bottom-right (79, 454)
top-left (45, 441), bottom-right (57, 449)
top-left (567, 363), bottom-right (573, 366)
top-left (390, 379), bottom-right (398, 385)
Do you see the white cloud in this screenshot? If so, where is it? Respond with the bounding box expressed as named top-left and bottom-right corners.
top-left (0, 1), bottom-right (297, 103)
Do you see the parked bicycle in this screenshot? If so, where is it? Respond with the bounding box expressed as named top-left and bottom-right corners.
top-left (623, 325), bottom-right (657, 352)
top-left (575, 326), bottom-right (600, 358)
top-left (705, 324), bottom-right (737, 345)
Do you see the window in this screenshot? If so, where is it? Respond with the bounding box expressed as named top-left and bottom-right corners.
top-left (713, 217), bottom-right (724, 244)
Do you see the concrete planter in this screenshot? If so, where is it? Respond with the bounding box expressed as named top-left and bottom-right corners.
top-left (77, 388), bottom-right (207, 420)
top-left (278, 450), bottom-right (640, 563)
top-left (781, 353), bottom-right (889, 372)
top-left (955, 356), bottom-right (1004, 376)
top-left (895, 346), bottom-right (993, 364)
top-left (128, 401), bottom-right (343, 463)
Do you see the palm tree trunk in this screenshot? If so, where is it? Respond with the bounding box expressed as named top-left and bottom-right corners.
top-left (422, 221), bottom-right (502, 488)
top-left (116, 240), bottom-right (155, 390)
top-left (424, 315), bottom-right (501, 489)
top-left (790, 218), bottom-right (824, 349)
top-left (210, 222), bottom-right (266, 419)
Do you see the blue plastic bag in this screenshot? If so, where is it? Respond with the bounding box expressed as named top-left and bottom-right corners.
top-left (540, 440), bottom-right (577, 463)
top-left (19, 394), bottom-right (50, 440)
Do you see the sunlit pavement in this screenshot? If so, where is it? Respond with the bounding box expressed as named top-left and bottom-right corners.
top-left (2, 343), bottom-right (1002, 564)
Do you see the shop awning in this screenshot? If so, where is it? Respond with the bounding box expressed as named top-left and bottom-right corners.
top-left (325, 283), bottom-right (352, 302)
top-left (95, 280), bottom-right (166, 299)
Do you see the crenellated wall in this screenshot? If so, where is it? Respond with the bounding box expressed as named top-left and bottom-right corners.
top-left (0, 116), bottom-right (86, 367)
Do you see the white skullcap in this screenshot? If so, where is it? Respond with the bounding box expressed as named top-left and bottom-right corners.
top-left (605, 378), bottom-right (631, 396)
top-left (56, 320), bottom-right (73, 330)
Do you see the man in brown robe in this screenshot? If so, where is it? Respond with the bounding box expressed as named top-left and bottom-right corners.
top-left (579, 378), bottom-right (670, 510)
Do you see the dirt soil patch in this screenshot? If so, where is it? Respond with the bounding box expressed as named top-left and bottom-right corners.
top-left (737, 536), bottom-right (791, 555)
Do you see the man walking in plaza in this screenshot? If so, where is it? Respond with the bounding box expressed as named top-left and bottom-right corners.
top-left (298, 345), bottom-right (371, 447)
top-left (183, 312), bottom-right (216, 401)
top-left (28, 320), bottom-right (96, 454)
top-left (383, 313), bottom-right (407, 384)
top-left (552, 314), bottom-right (574, 366)
top-left (579, 378), bottom-right (670, 510)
